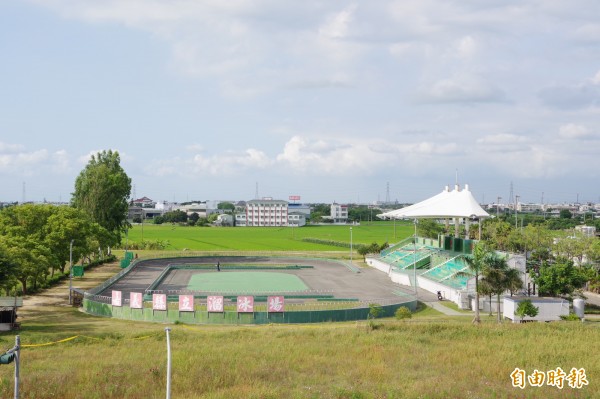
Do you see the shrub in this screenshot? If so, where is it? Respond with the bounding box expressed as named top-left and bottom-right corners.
top-left (560, 313), bottom-right (581, 321)
top-left (395, 306), bottom-right (412, 320)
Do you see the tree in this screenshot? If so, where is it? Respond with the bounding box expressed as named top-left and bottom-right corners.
top-left (464, 242), bottom-right (492, 324)
top-left (480, 254), bottom-right (523, 323)
top-left (481, 219), bottom-right (514, 251)
top-left (0, 242), bottom-right (18, 295)
top-left (357, 242), bottom-right (388, 261)
top-left (559, 209), bottom-right (573, 219)
top-left (534, 258), bottom-right (590, 299)
top-left (43, 206), bottom-right (96, 275)
top-left (188, 212), bottom-right (200, 226)
top-left (515, 299), bottom-right (539, 323)
top-left (71, 150), bottom-right (131, 246)
top-left (217, 202), bottom-right (235, 212)
top-left (162, 210), bottom-right (188, 223)
top-left (418, 219), bottom-right (444, 239)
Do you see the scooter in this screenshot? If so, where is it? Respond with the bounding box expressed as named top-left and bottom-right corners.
top-left (437, 291), bottom-right (443, 301)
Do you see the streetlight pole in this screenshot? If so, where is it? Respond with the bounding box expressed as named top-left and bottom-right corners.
top-left (68, 240), bottom-right (74, 305)
top-left (350, 227), bottom-right (353, 264)
top-left (413, 219), bottom-right (418, 296)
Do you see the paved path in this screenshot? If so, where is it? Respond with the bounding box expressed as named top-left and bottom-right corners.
top-left (424, 301), bottom-right (469, 316)
top-left (584, 291), bottom-right (600, 307)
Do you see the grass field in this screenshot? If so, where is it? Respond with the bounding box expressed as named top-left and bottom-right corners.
top-left (3, 228), bottom-right (600, 398)
top-left (124, 221), bottom-right (414, 251)
top-left (2, 296), bottom-right (599, 398)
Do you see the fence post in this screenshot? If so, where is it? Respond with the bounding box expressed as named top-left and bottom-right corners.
top-left (165, 328), bottom-right (172, 399)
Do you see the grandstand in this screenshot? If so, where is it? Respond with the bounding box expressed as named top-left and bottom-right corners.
top-left (368, 236), bottom-right (476, 303)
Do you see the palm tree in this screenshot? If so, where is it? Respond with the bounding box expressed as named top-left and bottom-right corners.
top-left (464, 242), bottom-right (492, 324)
top-left (481, 254), bottom-right (524, 323)
top-left (505, 268), bottom-right (524, 296)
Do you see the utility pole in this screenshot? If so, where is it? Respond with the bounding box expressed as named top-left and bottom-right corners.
top-left (497, 196), bottom-right (502, 217)
top-left (349, 227), bottom-right (353, 264)
top-left (69, 240), bottom-right (74, 305)
top-left (515, 195), bottom-right (520, 229)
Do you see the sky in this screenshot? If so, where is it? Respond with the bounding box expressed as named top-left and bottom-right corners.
top-left (1, 0), bottom-right (600, 205)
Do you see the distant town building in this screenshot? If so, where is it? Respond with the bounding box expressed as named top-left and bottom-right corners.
top-left (131, 196), bottom-right (156, 208)
top-left (327, 203), bottom-right (348, 224)
top-left (288, 212), bottom-right (306, 227)
top-left (575, 225), bottom-right (596, 237)
top-left (288, 203), bottom-right (311, 217)
top-left (245, 199), bottom-right (289, 227)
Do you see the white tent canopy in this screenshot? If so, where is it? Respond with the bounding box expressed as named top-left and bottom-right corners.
top-left (378, 184), bottom-right (489, 220)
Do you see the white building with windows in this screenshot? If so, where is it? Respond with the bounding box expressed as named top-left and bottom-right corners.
top-left (288, 212), bottom-right (306, 227)
top-left (329, 203), bottom-right (348, 224)
top-left (245, 199), bottom-right (289, 227)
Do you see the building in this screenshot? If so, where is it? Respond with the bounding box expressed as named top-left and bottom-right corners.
top-left (503, 296), bottom-right (569, 323)
top-left (288, 212), bottom-right (306, 227)
top-left (131, 196), bottom-right (156, 208)
top-left (288, 203), bottom-right (311, 217)
top-left (575, 225), bottom-right (596, 237)
top-left (329, 203), bottom-right (348, 224)
top-left (245, 199), bottom-right (289, 227)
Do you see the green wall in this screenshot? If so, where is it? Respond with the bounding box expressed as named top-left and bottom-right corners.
top-left (83, 298), bottom-right (416, 325)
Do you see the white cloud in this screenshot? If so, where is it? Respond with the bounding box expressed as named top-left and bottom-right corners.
top-left (190, 148), bottom-right (272, 175)
top-left (417, 75), bottom-right (506, 104)
top-left (558, 123), bottom-right (595, 139)
top-left (318, 4), bottom-right (357, 40)
top-left (0, 145), bottom-right (71, 176)
top-left (456, 35), bottom-right (477, 59)
top-left (573, 23), bottom-right (600, 42)
top-left (0, 142), bottom-right (25, 153)
top-left (51, 150), bottom-right (71, 173)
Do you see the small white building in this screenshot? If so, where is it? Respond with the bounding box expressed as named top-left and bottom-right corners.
top-left (328, 203), bottom-right (348, 224)
top-left (288, 212), bottom-right (306, 227)
top-left (503, 296), bottom-right (569, 323)
top-left (575, 225), bottom-right (596, 238)
top-left (0, 297), bottom-right (22, 331)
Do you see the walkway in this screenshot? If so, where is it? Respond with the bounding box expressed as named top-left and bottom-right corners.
top-left (424, 301), bottom-right (469, 316)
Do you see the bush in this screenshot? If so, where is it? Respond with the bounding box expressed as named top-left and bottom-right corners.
top-left (395, 306), bottom-right (412, 320)
top-left (560, 313), bottom-right (581, 321)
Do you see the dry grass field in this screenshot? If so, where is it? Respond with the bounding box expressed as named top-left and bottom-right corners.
top-left (2, 259), bottom-right (599, 398)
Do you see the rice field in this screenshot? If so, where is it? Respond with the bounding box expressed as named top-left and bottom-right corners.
top-left (123, 221), bottom-right (414, 251)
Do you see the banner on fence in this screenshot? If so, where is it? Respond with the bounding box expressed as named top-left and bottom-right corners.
top-left (111, 290), bottom-right (122, 307)
top-left (130, 292), bottom-right (143, 309)
top-left (207, 296), bottom-right (224, 312)
top-left (153, 294), bottom-right (167, 311)
top-left (179, 295), bottom-right (194, 312)
top-left (237, 296), bottom-right (254, 313)
top-left (268, 296), bottom-right (285, 313)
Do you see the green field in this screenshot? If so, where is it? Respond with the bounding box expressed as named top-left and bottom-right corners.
top-left (124, 221), bottom-right (414, 251)
top-left (187, 271), bottom-right (309, 292)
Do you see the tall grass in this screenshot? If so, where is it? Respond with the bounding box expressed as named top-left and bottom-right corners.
top-left (2, 311), bottom-right (599, 398)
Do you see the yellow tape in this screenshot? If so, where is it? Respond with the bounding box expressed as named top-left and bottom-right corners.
top-left (20, 332), bottom-right (163, 348)
top-left (130, 335), bottom-right (155, 340)
top-left (21, 336), bottom-right (80, 348)
top-left (79, 335), bottom-right (102, 341)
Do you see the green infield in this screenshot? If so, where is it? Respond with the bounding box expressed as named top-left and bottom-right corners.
top-left (187, 271), bottom-right (309, 292)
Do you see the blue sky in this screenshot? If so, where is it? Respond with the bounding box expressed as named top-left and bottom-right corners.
top-left (1, 1), bottom-right (599, 205)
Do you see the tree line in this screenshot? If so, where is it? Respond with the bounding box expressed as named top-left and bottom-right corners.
top-left (0, 150), bottom-right (131, 295)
